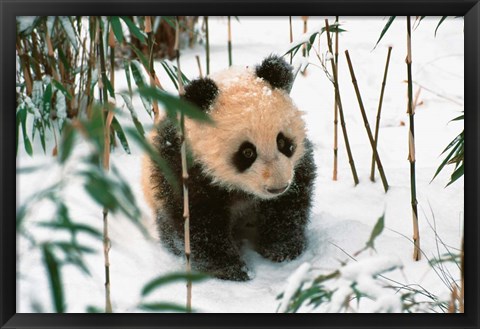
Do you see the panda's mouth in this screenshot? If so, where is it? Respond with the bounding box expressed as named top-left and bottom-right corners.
top-left (265, 185), bottom-right (289, 195)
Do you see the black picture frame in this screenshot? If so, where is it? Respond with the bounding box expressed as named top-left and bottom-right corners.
top-left (1, 1), bottom-right (478, 328)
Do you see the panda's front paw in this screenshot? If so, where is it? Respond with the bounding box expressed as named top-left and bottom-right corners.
top-left (258, 238), bottom-right (306, 262)
top-left (211, 263), bottom-right (252, 281)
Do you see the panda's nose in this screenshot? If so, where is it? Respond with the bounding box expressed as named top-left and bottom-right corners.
top-left (266, 185), bottom-right (289, 195)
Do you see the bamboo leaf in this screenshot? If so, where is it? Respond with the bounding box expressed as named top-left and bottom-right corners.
top-left (446, 163), bottom-right (464, 187)
top-left (124, 60), bottom-right (133, 96)
top-left (128, 43), bottom-right (150, 71)
top-left (120, 93), bottom-right (145, 136)
top-left (365, 213), bottom-right (385, 251)
top-left (42, 244), bottom-right (65, 313)
top-left (111, 117), bottom-right (131, 154)
top-left (141, 272), bottom-right (209, 297)
top-left (435, 16), bottom-right (448, 37)
top-left (110, 16), bottom-right (124, 43)
top-left (59, 123), bottom-right (76, 163)
top-left (52, 80), bottom-right (73, 100)
top-left (138, 86), bottom-right (212, 123)
top-left (121, 16), bottom-right (146, 44)
top-left (139, 302), bottom-right (188, 312)
top-left (18, 106), bottom-right (33, 156)
top-left (374, 16), bottom-right (396, 49)
top-left (59, 16), bottom-right (78, 51)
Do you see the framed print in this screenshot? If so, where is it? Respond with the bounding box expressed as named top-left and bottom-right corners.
top-left (1, 1), bottom-right (479, 328)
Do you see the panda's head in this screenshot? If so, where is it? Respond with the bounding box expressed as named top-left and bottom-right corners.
top-left (184, 55), bottom-right (306, 199)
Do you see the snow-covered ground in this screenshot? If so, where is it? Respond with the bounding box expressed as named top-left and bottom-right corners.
top-left (17, 16), bottom-right (464, 313)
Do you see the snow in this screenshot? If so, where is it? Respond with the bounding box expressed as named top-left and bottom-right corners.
top-left (277, 262), bottom-right (311, 313)
top-left (17, 16), bottom-right (464, 313)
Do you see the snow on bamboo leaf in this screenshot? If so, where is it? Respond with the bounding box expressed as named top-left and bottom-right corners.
top-left (278, 262), bottom-right (311, 313)
top-left (59, 16), bottom-right (78, 51)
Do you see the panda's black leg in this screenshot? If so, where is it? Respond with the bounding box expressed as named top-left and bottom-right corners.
top-left (188, 204), bottom-right (250, 281)
top-left (256, 198), bottom-right (309, 262)
top-left (256, 140), bottom-right (316, 262)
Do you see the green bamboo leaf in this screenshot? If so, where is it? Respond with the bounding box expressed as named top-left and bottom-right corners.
top-left (120, 93), bottom-right (145, 136)
top-left (52, 80), bottom-right (73, 100)
top-left (82, 169), bottom-right (119, 211)
top-left (18, 106), bottom-right (33, 156)
top-left (431, 144), bottom-right (460, 182)
top-left (130, 60), bottom-right (152, 114)
top-left (161, 16), bottom-right (176, 29)
top-left (103, 75), bottom-right (115, 99)
top-left (446, 163), bottom-right (464, 187)
top-left (365, 213), bottom-right (385, 250)
top-left (59, 123), bottom-right (76, 163)
top-left (111, 117), bottom-right (131, 154)
top-left (435, 16), bottom-right (448, 37)
top-left (139, 302), bottom-right (188, 313)
top-left (110, 16), bottom-right (124, 43)
top-left (138, 86), bottom-right (213, 123)
top-left (141, 272), bottom-right (209, 297)
top-left (124, 60), bottom-right (133, 96)
top-left (86, 306), bottom-right (103, 313)
top-left (42, 244), bottom-right (65, 313)
top-left (128, 43), bottom-right (150, 70)
top-left (450, 114), bottom-right (464, 122)
top-left (121, 16), bottom-right (146, 44)
top-left (374, 16), bottom-right (396, 49)
top-left (160, 61), bottom-right (179, 90)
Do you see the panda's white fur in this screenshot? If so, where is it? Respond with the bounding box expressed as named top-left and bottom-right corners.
top-left (185, 67), bottom-right (306, 199)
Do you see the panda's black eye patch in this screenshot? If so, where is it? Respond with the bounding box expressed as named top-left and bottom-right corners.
top-left (277, 132), bottom-right (295, 157)
top-left (232, 142), bottom-right (257, 172)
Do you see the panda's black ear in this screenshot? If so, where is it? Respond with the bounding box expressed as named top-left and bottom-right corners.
top-left (255, 54), bottom-right (294, 91)
top-left (183, 77), bottom-right (219, 112)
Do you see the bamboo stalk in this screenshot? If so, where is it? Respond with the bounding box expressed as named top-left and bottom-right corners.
top-left (370, 46), bottom-right (393, 182)
top-left (205, 16), bottom-right (210, 75)
top-left (108, 24), bottom-right (115, 89)
top-left (175, 17), bottom-right (192, 313)
top-left (145, 16), bottom-right (160, 123)
top-left (16, 39), bottom-right (33, 96)
top-left (227, 16), bottom-right (232, 67)
top-left (289, 16), bottom-right (293, 65)
top-left (98, 16), bottom-right (113, 313)
top-left (85, 18), bottom-right (96, 119)
top-left (406, 16), bottom-right (421, 261)
top-left (333, 16), bottom-right (339, 181)
top-left (30, 32), bottom-right (42, 79)
top-left (195, 55), bottom-right (203, 78)
top-left (345, 50), bottom-right (389, 193)
top-left (302, 16), bottom-right (308, 57)
top-left (325, 19), bottom-right (359, 186)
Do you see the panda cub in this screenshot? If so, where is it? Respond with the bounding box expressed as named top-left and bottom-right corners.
top-left (142, 55), bottom-right (316, 281)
